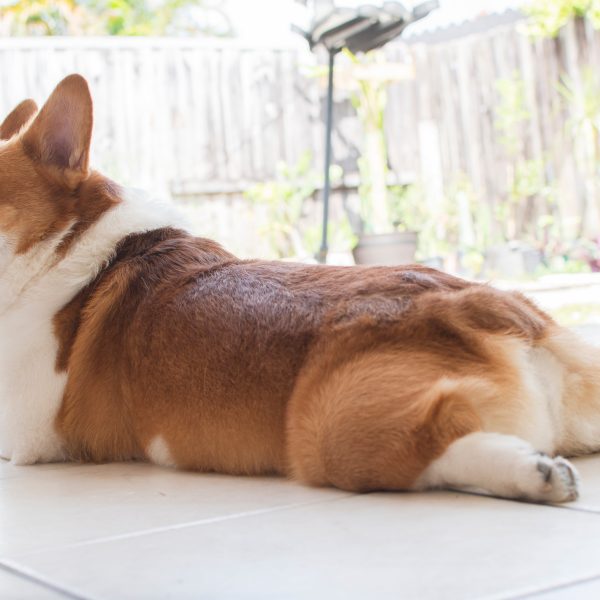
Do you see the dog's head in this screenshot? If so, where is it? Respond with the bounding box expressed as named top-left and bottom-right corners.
top-left (0, 74), bottom-right (111, 262)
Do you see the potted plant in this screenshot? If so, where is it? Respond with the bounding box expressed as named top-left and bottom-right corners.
top-left (341, 50), bottom-right (419, 265)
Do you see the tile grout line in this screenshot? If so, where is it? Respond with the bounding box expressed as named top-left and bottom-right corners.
top-left (451, 487), bottom-right (600, 515)
top-left (10, 493), bottom-right (355, 559)
top-left (0, 561), bottom-right (93, 600)
top-left (548, 503), bottom-right (600, 515)
top-left (489, 570), bottom-right (600, 600)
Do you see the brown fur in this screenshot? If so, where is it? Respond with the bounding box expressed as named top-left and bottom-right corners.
top-left (0, 76), bottom-right (116, 256)
top-left (52, 226), bottom-right (553, 490)
top-left (0, 99), bottom-right (37, 140)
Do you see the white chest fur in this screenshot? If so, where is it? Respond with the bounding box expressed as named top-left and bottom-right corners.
top-left (0, 190), bottom-right (187, 464)
top-left (0, 304), bottom-right (67, 463)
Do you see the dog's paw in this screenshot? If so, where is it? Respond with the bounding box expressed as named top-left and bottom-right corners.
top-left (413, 432), bottom-right (580, 504)
top-left (519, 453), bottom-right (579, 503)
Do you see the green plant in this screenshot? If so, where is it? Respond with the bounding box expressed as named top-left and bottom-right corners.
top-left (311, 50), bottom-right (417, 237)
top-left (245, 152), bottom-right (351, 260)
top-left (411, 198), bottom-right (453, 261)
top-left (558, 67), bottom-right (600, 236)
top-left (494, 73), bottom-right (557, 245)
top-left (245, 152), bottom-right (315, 259)
top-left (347, 51), bottom-right (390, 234)
top-left (429, 175), bottom-right (487, 275)
top-left (558, 67), bottom-right (600, 142)
top-left (511, 159), bottom-right (557, 243)
top-left (0, 0), bottom-right (84, 34)
top-left (494, 73), bottom-right (530, 157)
top-left (0, 0), bottom-right (231, 36)
top-left (385, 176), bottom-right (485, 273)
top-left (549, 302), bottom-right (600, 325)
top-left (92, 0), bottom-right (230, 36)
top-left (524, 0), bottom-right (600, 37)
top-left (302, 219), bottom-right (357, 259)
top-left (344, 49), bottom-right (416, 235)
top-left (387, 184), bottom-right (427, 232)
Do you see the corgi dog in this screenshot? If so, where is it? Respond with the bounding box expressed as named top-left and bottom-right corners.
top-left (0, 74), bottom-right (598, 505)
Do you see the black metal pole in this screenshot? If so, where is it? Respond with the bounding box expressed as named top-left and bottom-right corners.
top-left (317, 49), bottom-right (336, 265)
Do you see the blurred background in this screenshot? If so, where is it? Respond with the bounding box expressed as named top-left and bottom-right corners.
top-left (1, 0), bottom-right (600, 324)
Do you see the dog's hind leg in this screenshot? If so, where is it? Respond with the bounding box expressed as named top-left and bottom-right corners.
top-left (413, 431), bottom-right (579, 503)
top-left (287, 350), bottom-right (483, 493)
top-left (287, 348), bottom-right (579, 503)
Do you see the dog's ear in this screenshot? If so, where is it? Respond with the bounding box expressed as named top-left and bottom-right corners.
top-left (22, 74), bottom-right (93, 190)
top-left (0, 99), bottom-right (38, 141)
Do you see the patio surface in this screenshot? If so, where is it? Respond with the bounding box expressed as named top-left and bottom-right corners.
top-left (2, 325), bottom-right (600, 600)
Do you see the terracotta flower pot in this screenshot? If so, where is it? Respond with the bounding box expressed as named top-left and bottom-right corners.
top-left (352, 231), bottom-right (418, 266)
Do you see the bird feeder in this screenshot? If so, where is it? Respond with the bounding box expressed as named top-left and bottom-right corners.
top-left (294, 1), bottom-right (439, 263)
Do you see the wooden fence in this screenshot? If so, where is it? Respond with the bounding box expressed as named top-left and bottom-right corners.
top-left (1, 21), bottom-right (599, 257)
top-left (385, 17), bottom-right (600, 251)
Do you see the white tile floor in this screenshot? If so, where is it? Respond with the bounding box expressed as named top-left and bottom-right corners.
top-left (2, 327), bottom-right (600, 600)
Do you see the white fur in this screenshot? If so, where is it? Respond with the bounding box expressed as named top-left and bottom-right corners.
top-left (517, 335), bottom-right (600, 457)
top-left (414, 432), bottom-right (579, 503)
top-left (146, 435), bottom-right (177, 468)
top-left (553, 331), bottom-right (600, 455)
top-left (0, 189), bottom-right (188, 464)
top-left (449, 340), bottom-right (567, 458)
top-left (412, 342), bottom-right (588, 502)
top-left (511, 345), bottom-right (566, 453)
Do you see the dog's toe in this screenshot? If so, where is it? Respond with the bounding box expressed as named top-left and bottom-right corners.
top-left (533, 454), bottom-right (579, 503)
